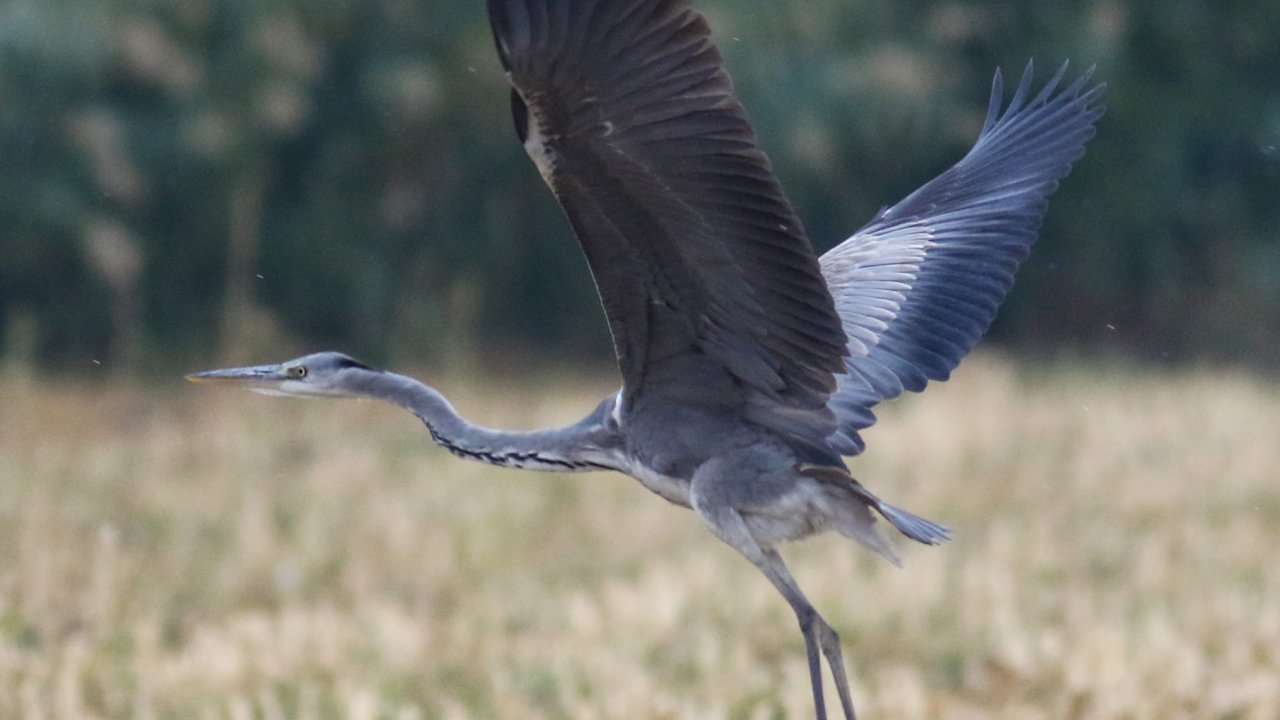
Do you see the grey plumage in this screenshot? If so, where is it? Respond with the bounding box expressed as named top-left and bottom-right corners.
top-left (822, 61), bottom-right (1104, 455)
top-left (189, 1), bottom-right (1103, 717)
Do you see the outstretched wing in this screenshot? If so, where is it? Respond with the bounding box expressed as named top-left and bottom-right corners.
top-left (821, 62), bottom-right (1105, 455)
top-left (487, 0), bottom-right (847, 444)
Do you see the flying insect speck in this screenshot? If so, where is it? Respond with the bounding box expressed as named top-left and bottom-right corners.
top-left (189, 1), bottom-right (1104, 717)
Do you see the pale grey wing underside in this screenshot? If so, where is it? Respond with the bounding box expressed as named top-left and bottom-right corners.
top-left (488, 0), bottom-right (847, 444)
top-left (821, 62), bottom-right (1105, 455)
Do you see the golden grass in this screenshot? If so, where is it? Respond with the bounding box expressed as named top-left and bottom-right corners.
top-left (1, 355), bottom-right (1277, 719)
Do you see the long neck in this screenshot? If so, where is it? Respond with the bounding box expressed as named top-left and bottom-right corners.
top-left (347, 369), bottom-right (621, 472)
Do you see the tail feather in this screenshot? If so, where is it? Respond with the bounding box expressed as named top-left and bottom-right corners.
top-left (796, 462), bottom-right (952, 549)
top-left (877, 502), bottom-right (951, 545)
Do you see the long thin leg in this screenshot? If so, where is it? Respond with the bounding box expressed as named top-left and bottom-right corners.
top-left (798, 595), bottom-right (827, 719)
top-left (691, 487), bottom-right (857, 719)
top-left (756, 547), bottom-right (857, 720)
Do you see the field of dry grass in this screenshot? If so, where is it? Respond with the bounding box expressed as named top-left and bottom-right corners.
top-left (1, 355), bottom-right (1277, 719)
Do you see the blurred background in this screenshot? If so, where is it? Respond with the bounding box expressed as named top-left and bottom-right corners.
top-left (1, 0), bottom-right (1277, 376)
top-left (2, 2), bottom-right (1280, 718)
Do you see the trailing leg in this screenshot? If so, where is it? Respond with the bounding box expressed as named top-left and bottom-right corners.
top-left (690, 459), bottom-right (858, 720)
top-left (757, 547), bottom-right (857, 720)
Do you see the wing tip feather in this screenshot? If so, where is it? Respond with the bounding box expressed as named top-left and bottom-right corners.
top-left (822, 59), bottom-right (1105, 450)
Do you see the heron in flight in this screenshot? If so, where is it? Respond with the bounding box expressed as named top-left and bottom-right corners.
top-left (189, 0), bottom-right (1103, 717)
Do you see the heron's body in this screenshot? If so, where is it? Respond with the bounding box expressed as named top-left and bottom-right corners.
top-left (358, 367), bottom-right (863, 546)
top-left (189, 1), bottom-right (1103, 716)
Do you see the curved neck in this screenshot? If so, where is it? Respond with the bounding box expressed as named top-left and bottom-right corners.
top-left (346, 369), bottom-right (621, 472)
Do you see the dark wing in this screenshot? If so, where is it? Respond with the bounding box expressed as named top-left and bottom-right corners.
top-left (821, 62), bottom-right (1105, 455)
top-left (488, 0), bottom-right (847, 443)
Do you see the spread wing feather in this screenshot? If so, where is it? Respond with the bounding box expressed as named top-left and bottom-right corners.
top-left (488, 0), bottom-right (847, 444)
top-left (821, 62), bottom-right (1105, 455)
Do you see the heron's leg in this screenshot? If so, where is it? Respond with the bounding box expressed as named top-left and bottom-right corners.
top-left (690, 461), bottom-right (857, 720)
top-left (755, 546), bottom-right (857, 720)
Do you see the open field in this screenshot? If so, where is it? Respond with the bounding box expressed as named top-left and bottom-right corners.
top-left (1, 355), bottom-right (1278, 719)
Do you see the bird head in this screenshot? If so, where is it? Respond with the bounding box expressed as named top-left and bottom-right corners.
top-left (185, 351), bottom-right (378, 398)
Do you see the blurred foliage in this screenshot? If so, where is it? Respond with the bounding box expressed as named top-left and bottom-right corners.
top-left (0, 0), bottom-right (1277, 374)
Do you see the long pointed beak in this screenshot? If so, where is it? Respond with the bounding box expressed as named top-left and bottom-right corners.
top-left (185, 364), bottom-right (285, 385)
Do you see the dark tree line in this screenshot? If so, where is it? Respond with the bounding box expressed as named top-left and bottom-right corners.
top-left (1, 0), bottom-right (1277, 374)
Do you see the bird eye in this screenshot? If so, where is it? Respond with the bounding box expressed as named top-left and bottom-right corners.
top-left (292, 365), bottom-right (307, 378)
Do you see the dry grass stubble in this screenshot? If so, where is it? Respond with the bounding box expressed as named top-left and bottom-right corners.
top-left (1, 355), bottom-right (1277, 718)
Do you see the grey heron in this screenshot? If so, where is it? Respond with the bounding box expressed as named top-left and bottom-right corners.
top-left (189, 0), bottom-right (1104, 716)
